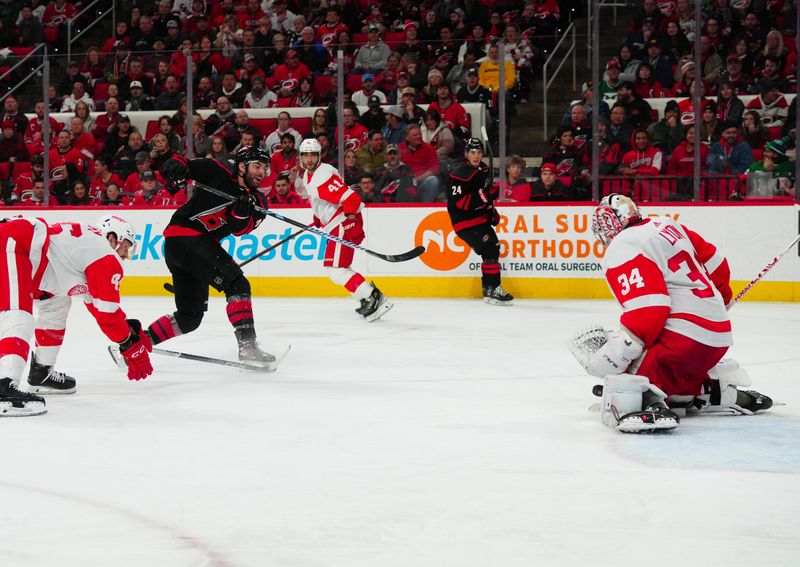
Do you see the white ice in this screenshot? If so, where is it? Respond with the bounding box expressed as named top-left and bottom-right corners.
top-left (2, 296), bottom-right (799, 567)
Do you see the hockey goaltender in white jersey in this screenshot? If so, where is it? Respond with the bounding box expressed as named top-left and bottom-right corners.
top-left (569, 194), bottom-right (773, 433)
top-left (0, 215), bottom-right (153, 417)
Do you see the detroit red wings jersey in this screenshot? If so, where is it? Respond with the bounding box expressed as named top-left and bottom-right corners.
top-left (603, 217), bottom-right (733, 349)
top-left (38, 221), bottom-right (130, 343)
top-left (298, 163), bottom-right (362, 225)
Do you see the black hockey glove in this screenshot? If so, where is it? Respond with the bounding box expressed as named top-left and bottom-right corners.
top-left (232, 193), bottom-right (257, 218)
top-left (164, 158), bottom-right (189, 195)
top-left (490, 207), bottom-right (501, 226)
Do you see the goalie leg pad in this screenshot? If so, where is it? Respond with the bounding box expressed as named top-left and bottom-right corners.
top-left (601, 374), bottom-right (678, 432)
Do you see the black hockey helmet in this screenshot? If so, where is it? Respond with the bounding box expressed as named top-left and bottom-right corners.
top-left (464, 137), bottom-right (484, 152)
top-left (234, 145), bottom-right (270, 167)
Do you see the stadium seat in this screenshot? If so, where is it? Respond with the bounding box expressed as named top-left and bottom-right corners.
top-left (9, 47), bottom-right (35, 57)
top-left (346, 73), bottom-right (363, 94)
top-left (314, 75), bottom-right (335, 99)
top-left (93, 83), bottom-right (110, 103)
top-left (767, 127), bottom-right (782, 139)
top-left (752, 149), bottom-right (764, 161)
top-left (384, 32), bottom-right (404, 50)
top-left (276, 97), bottom-right (293, 107)
top-left (249, 118), bottom-right (277, 137)
top-left (13, 161), bottom-right (31, 177)
top-left (293, 117), bottom-right (312, 136)
top-left (144, 120), bottom-right (160, 141)
top-left (352, 33), bottom-right (368, 47)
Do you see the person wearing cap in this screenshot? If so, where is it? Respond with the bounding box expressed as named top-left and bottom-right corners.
top-left (100, 113), bottom-right (133, 160)
top-left (744, 80), bottom-right (789, 129)
top-left (457, 66), bottom-right (492, 109)
top-left (707, 120), bottom-right (754, 175)
top-left (398, 86), bottom-right (425, 126)
top-left (373, 144), bottom-right (417, 202)
top-left (387, 71), bottom-right (410, 105)
top-left (131, 170), bottom-right (173, 205)
top-left (530, 162), bottom-right (570, 201)
top-left (746, 136), bottom-right (794, 181)
top-left (446, 51), bottom-right (478, 94)
top-left (600, 58), bottom-right (623, 103)
top-left (648, 99), bottom-right (684, 159)
top-left (272, 48), bottom-right (313, 93)
top-left (0, 119), bottom-right (29, 164)
top-left (360, 96), bottom-right (387, 132)
top-left (352, 73), bottom-right (388, 107)
top-left (381, 105), bottom-right (407, 146)
top-left (645, 38), bottom-right (674, 89)
top-left (719, 53), bottom-right (754, 95)
top-left (56, 60), bottom-right (89, 99)
top-left (125, 80), bottom-right (155, 111)
top-left (23, 100), bottom-right (60, 156)
top-left (615, 80), bottom-right (653, 129)
top-left (243, 74), bottom-right (277, 109)
top-left (355, 23), bottom-right (391, 73)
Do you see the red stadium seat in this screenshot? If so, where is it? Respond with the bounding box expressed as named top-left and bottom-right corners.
top-left (293, 117), bottom-right (312, 137)
top-left (352, 33), bottom-right (368, 47)
top-left (44, 28), bottom-right (59, 45)
top-left (767, 127), bottom-right (782, 139)
top-left (249, 118), bottom-right (277, 137)
top-left (384, 32), bottom-right (404, 50)
top-left (0, 66), bottom-right (10, 78)
top-left (264, 76), bottom-right (278, 90)
top-left (13, 161), bottom-right (31, 177)
top-left (9, 47), bottom-right (34, 57)
top-left (276, 97), bottom-right (293, 107)
top-left (144, 120), bottom-right (160, 141)
top-left (314, 75), bottom-right (335, 99)
top-left (752, 149), bottom-right (764, 161)
top-left (346, 73), bottom-right (363, 94)
top-left (93, 83), bottom-right (110, 102)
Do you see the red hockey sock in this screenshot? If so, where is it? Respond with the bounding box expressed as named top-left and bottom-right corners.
top-left (148, 315), bottom-right (181, 345)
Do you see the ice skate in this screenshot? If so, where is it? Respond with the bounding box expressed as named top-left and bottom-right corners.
top-left (617, 399), bottom-right (680, 433)
top-left (27, 356), bottom-right (76, 395)
top-left (736, 389), bottom-right (773, 413)
top-left (238, 339), bottom-right (278, 371)
top-left (483, 284), bottom-right (514, 305)
top-left (0, 377), bottom-right (47, 417)
top-left (359, 284), bottom-right (393, 322)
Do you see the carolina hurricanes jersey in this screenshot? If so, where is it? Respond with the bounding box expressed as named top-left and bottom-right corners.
top-left (603, 217), bottom-right (733, 349)
top-left (298, 162), bottom-right (362, 225)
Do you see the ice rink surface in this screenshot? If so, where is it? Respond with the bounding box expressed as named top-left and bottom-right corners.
top-left (2, 296), bottom-right (799, 567)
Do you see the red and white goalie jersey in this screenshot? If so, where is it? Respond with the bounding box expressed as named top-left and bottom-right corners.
top-left (603, 217), bottom-right (733, 350)
top-left (37, 220), bottom-right (131, 344)
top-left (298, 162), bottom-right (363, 225)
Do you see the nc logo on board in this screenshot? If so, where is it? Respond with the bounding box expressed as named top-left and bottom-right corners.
top-left (414, 211), bottom-right (470, 271)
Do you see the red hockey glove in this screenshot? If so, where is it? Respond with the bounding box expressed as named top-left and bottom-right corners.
top-left (118, 320), bottom-right (153, 381)
top-left (311, 215), bottom-right (322, 228)
top-left (342, 215), bottom-right (365, 243)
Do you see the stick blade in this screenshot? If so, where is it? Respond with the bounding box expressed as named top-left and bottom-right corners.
top-left (370, 245), bottom-right (426, 263)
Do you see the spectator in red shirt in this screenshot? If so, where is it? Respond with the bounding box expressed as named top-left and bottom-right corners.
top-left (24, 101), bottom-right (60, 156)
top-left (20, 180), bottom-right (50, 207)
top-left (335, 105), bottom-right (369, 153)
top-left (68, 117), bottom-right (96, 158)
top-left (667, 124), bottom-right (708, 177)
top-left (90, 157), bottom-right (125, 200)
top-left (0, 120), bottom-right (30, 165)
top-left (427, 82), bottom-right (470, 139)
top-left (14, 153), bottom-right (45, 202)
top-left (92, 97), bottom-right (121, 146)
top-left (42, 0), bottom-right (77, 31)
top-left (238, 0), bottom-right (266, 31)
top-left (267, 173), bottom-right (306, 205)
top-left (269, 133), bottom-right (298, 176)
top-left (399, 124), bottom-right (441, 202)
top-left (273, 49), bottom-right (312, 96)
top-left (496, 154), bottom-right (532, 202)
top-left (131, 170), bottom-right (174, 206)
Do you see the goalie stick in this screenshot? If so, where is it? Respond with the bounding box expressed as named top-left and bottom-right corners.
top-left (194, 181), bottom-right (426, 263)
top-left (727, 233), bottom-right (800, 308)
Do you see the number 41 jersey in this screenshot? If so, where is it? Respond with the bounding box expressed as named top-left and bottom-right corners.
top-left (603, 217), bottom-right (733, 349)
top-left (298, 162), bottom-right (362, 225)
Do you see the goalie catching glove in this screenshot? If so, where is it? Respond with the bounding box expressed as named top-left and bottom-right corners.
top-left (567, 325), bottom-right (643, 378)
top-left (118, 319), bottom-right (153, 381)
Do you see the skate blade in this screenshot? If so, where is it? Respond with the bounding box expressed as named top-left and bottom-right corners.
top-left (241, 345), bottom-right (291, 373)
top-left (27, 385), bottom-right (76, 395)
top-left (0, 401), bottom-right (47, 417)
top-left (483, 297), bottom-right (514, 306)
top-left (617, 420), bottom-right (678, 434)
top-left (364, 300), bottom-right (393, 323)
top-left (107, 344), bottom-right (127, 369)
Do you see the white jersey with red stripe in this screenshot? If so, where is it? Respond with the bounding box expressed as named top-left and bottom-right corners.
top-left (603, 217), bottom-right (733, 349)
top-left (298, 162), bottom-right (363, 225)
top-left (37, 221), bottom-right (130, 343)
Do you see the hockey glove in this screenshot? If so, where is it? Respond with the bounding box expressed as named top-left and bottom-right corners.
top-left (232, 193), bottom-right (257, 218)
top-left (164, 157), bottom-right (189, 195)
top-left (586, 330), bottom-right (643, 378)
top-left (342, 215), bottom-right (365, 243)
top-left (490, 207), bottom-right (501, 226)
top-left (127, 319), bottom-right (153, 352)
top-left (118, 321), bottom-right (153, 381)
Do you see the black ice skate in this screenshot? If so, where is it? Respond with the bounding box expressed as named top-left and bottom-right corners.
top-left (736, 389), bottom-right (773, 413)
top-left (27, 356), bottom-right (76, 395)
top-left (238, 340), bottom-right (278, 371)
top-left (0, 377), bottom-right (47, 417)
top-left (359, 284), bottom-right (393, 322)
top-left (483, 285), bottom-right (514, 306)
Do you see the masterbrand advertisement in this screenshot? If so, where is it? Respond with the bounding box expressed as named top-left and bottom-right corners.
top-left (12, 204), bottom-right (800, 300)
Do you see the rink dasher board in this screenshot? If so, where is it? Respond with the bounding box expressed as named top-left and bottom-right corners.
top-left (11, 202), bottom-right (800, 301)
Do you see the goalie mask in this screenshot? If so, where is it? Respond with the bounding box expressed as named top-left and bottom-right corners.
top-left (591, 194), bottom-right (641, 246)
top-left (97, 214), bottom-right (137, 259)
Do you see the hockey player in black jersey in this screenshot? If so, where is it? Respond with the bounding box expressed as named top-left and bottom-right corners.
top-left (145, 146), bottom-right (277, 368)
top-left (447, 138), bottom-right (513, 305)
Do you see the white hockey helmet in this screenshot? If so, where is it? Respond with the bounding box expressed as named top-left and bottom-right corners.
top-left (591, 194), bottom-right (641, 246)
top-left (97, 214), bottom-right (137, 259)
top-left (298, 138), bottom-right (321, 154)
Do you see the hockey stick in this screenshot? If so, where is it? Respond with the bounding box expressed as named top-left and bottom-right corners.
top-left (162, 214), bottom-right (346, 293)
top-left (727, 233), bottom-right (800, 308)
top-left (194, 181), bottom-right (426, 262)
top-left (152, 345), bottom-right (290, 372)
